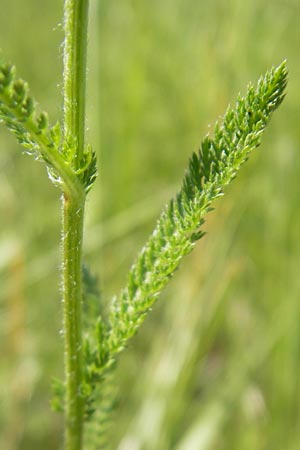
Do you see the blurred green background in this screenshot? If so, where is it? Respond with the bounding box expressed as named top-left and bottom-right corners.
top-left (1, 0), bottom-right (300, 449)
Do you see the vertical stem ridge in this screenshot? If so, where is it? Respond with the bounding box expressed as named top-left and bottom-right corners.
top-left (62, 196), bottom-right (85, 450)
top-left (63, 0), bottom-right (90, 167)
top-left (62, 1), bottom-right (90, 449)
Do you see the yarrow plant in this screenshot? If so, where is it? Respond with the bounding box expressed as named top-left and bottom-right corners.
top-left (0, 1), bottom-right (287, 449)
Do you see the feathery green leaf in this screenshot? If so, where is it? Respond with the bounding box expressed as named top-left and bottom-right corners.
top-left (0, 60), bottom-right (97, 195)
top-left (86, 62), bottom-right (287, 386)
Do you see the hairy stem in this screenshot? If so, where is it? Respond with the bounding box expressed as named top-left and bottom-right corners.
top-left (62, 196), bottom-right (85, 450)
top-left (62, 0), bottom-right (89, 449)
top-left (63, 0), bottom-right (89, 167)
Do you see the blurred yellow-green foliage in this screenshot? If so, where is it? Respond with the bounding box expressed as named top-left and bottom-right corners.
top-left (1, 0), bottom-right (300, 449)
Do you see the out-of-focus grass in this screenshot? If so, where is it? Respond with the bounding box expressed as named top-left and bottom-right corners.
top-left (1, 0), bottom-right (300, 449)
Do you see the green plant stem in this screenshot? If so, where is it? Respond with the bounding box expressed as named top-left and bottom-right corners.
top-left (63, 0), bottom-right (89, 167)
top-left (62, 195), bottom-right (85, 450)
top-left (62, 1), bottom-right (90, 449)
